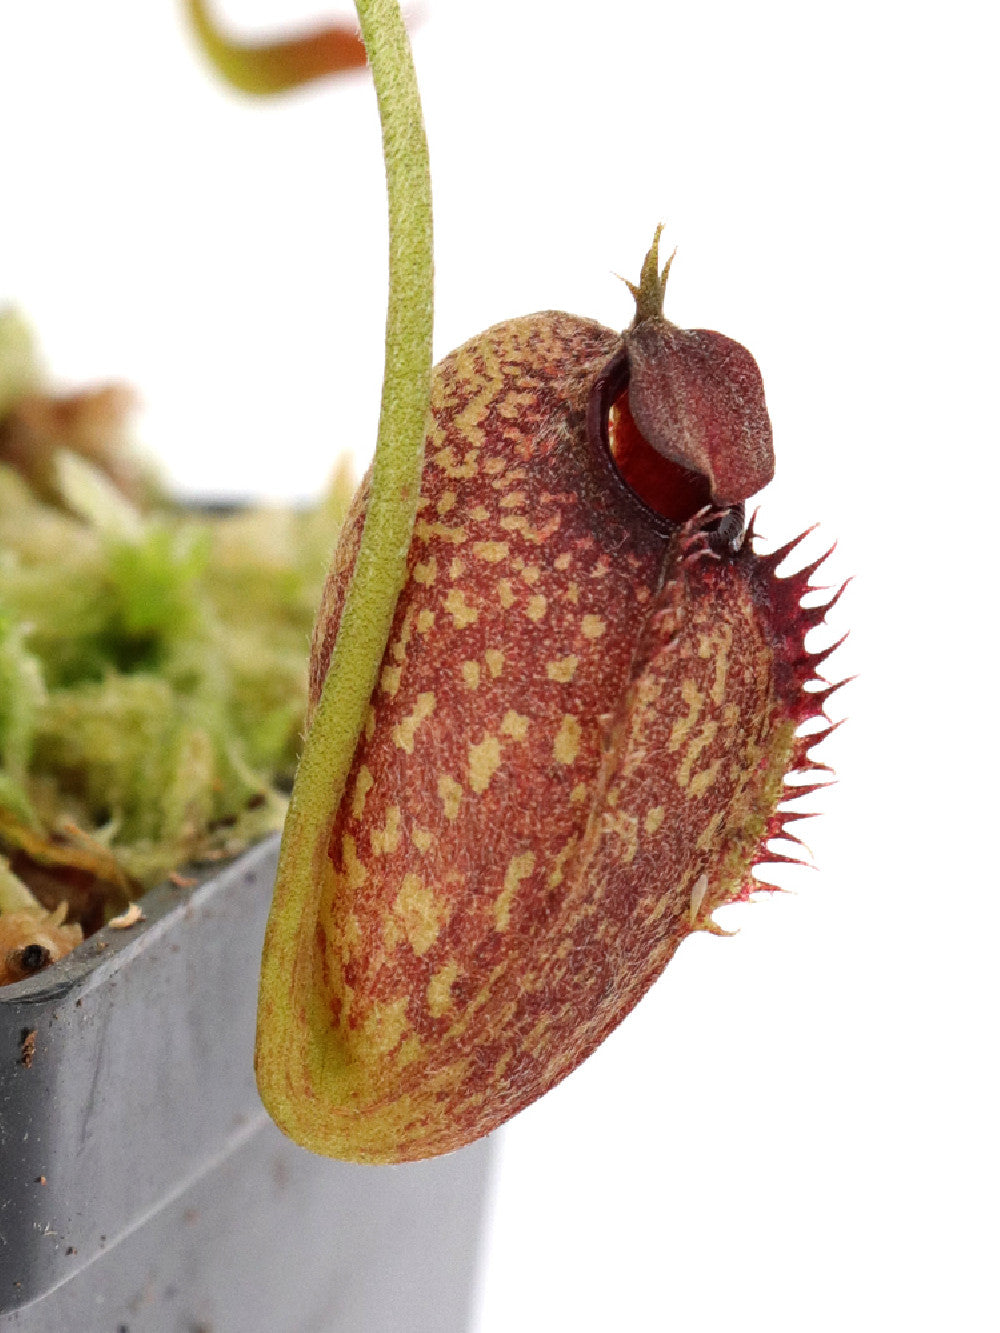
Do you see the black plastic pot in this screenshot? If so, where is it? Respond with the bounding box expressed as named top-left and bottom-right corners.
top-left (0, 834), bottom-right (494, 1331)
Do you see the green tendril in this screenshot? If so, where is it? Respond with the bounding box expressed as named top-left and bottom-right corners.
top-left (254, 0), bottom-right (432, 1147)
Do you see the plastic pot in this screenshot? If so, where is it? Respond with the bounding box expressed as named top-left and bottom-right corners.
top-left (0, 833), bottom-right (494, 1331)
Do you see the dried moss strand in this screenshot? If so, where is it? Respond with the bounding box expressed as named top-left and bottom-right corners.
top-left (255, 0), bottom-right (432, 1141)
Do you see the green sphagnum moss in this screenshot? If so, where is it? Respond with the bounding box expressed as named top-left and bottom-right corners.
top-left (0, 310), bottom-right (353, 925)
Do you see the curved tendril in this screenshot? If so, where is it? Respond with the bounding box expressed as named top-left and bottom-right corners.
top-left (253, 0), bottom-right (433, 1153)
top-left (184, 0), bottom-right (367, 96)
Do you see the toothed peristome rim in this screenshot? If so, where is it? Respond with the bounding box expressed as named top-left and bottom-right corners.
top-left (742, 517), bottom-right (849, 901)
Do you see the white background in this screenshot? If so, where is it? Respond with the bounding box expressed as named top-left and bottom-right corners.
top-left (2, 2), bottom-right (997, 1329)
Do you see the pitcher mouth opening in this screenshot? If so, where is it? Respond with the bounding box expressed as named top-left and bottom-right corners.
top-left (587, 345), bottom-right (745, 551)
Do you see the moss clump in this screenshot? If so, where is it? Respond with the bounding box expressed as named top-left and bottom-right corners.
top-left (0, 309), bottom-right (351, 951)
